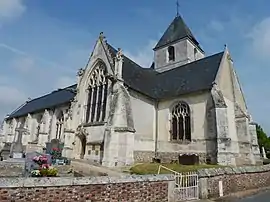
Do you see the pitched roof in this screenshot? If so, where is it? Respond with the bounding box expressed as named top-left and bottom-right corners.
top-left (108, 44), bottom-right (223, 99)
top-left (154, 15), bottom-right (202, 51)
top-left (6, 44), bottom-right (224, 120)
top-left (8, 85), bottom-right (77, 119)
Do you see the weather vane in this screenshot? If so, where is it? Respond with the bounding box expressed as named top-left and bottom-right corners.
top-left (176, 0), bottom-right (180, 17)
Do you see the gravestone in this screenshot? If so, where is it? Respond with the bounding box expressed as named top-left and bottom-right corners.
top-left (46, 139), bottom-right (65, 165)
top-left (179, 154), bottom-right (199, 165)
top-left (10, 125), bottom-right (26, 159)
top-left (25, 152), bottom-right (52, 176)
top-left (46, 139), bottom-right (62, 154)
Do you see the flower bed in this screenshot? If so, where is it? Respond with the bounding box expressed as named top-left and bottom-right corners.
top-left (31, 154), bottom-right (58, 177)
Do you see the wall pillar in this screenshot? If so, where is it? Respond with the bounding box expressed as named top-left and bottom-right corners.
top-left (249, 122), bottom-right (262, 164)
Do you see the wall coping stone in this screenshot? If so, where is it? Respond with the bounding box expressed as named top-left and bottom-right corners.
top-left (0, 174), bottom-right (174, 188)
top-left (198, 164), bottom-right (270, 178)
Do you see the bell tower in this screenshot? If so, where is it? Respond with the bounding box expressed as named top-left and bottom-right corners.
top-left (153, 15), bottom-right (205, 72)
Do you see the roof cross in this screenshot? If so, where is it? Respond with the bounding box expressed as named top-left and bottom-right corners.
top-left (176, 0), bottom-right (180, 17)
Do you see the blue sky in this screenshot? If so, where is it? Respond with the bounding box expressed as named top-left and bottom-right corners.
top-left (0, 0), bottom-right (270, 133)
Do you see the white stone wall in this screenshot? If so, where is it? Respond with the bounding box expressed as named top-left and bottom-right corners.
top-left (129, 90), bottom-right (156, 152)
top-left (157, 91), bottom-right (211, 153)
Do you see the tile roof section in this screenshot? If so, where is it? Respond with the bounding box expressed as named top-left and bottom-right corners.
top-left (154, 15), bottom-right (202, 51)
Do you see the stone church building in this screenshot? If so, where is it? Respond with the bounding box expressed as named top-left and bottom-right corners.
top-left (0, 15), bottom-right (261, 167)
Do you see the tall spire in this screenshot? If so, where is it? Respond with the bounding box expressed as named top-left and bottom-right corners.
top-left (176, 0), bottom-right (180, 17)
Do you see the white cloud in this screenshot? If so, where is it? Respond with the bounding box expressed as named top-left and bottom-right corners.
top-left (124, 40), bottom-right (157, 68)
top-left (0, 0), bottom-right (26, 22)
top-left (0, 85), bottom-right (27, 120)
top-left (0, 85), bottom-right (27, 105)
top-left (208, 20), bottom-right (224, 32)
top-left (10, 57), bottom-right (35, 73)
top-left (55, 76), bottom-right (76, 89)
top-left (248, 17), bottom-right (270, 60)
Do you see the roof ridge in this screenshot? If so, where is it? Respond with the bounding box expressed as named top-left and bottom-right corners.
top-left (23, 84), bottom-right (76, 104)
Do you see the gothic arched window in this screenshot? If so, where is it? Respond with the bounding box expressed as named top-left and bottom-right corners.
top-left (171, 102), bottom-right (191, 141)
top-left (56, 111), bottom-right (64, 139)
top-left (168, 46), bottom-right (175, 62)
top-left (85, 62), bottom-right (108, 123)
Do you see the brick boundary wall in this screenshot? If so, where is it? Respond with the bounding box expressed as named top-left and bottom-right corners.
top-left (0, 175), bottom-right (174, 202)
top-left (198, 164), bottom-right (270, 199)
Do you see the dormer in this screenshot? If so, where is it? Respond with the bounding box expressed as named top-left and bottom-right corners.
top-left (153, 15), bottom-right (205, 72)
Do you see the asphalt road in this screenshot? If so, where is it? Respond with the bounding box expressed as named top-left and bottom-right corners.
top-left (237, 191), bottom-right (270, 202)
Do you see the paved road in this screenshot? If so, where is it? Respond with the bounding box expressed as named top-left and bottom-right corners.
top-left (237, 191), bottom-right (270, 202)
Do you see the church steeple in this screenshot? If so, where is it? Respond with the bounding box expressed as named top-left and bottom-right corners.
top-left (154, 15), bottom-right (201, 50)
top-left (153, 15), bottom-right (205, 72)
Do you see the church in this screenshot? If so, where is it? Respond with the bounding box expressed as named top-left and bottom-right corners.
top-left (0, 14), bottom-right (262, 167)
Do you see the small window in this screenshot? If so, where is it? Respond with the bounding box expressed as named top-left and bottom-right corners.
top-left (88, 150), bottom-right (91, 155)
top-left (95, 150), bottom-right (99, 156)
top-left (92, 145), bottom-right (95, 150)
top-left (168, 46), bottom-right (175, 62)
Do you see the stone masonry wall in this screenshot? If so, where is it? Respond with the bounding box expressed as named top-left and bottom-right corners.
top-left (198, 164), bottom-right (270, 199)
top-left (0, 175), bottom-right (174, 202)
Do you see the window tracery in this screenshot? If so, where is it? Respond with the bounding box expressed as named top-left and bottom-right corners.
top-left (85, 62), bottom-right (108, 123)
top-left (171, 102), bottom-right (191, 141)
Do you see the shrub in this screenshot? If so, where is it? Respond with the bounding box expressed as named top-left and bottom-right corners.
top-left (31, 154), bottom-right (58, 177)
top-left (263, 158), bottom-right (270, 165)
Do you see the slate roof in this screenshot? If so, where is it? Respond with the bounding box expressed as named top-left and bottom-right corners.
top-left (6, 48), bottom-right (224, 120)
top-left (108, 44), bottom-right (224, 99)
top-left (8, 85), bottom-right (77, 119)
top-left (154, 15), bottom-right (203, 51)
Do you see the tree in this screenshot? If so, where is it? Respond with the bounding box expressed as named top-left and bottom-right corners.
top-left (256, 124), bottom-right (270, 151)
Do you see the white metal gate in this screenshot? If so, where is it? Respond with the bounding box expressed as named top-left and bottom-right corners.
top-left (158, 165), bottom-right (199, 201)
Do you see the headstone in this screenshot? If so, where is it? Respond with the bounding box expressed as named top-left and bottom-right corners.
top-left (51, 139), bottom-right (60, 149)
top-left (10, 125), bottom-right (26, 159)
top-left (262, 147), bottom-right (267, 159)
top-left (179, 154), bottom-right (199, 165)
top-left (46, 139), bottom-right (62, 154)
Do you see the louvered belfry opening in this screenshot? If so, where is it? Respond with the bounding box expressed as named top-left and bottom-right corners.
top-left (171, 102), bottom-right (191, 141)
top-left (168, 46), bottom-right (175, 61)
top-left (85, 62), bottom-right (108, 123)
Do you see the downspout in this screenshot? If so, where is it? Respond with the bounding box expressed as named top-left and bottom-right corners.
top-left (154, 100), bottom-right (159, 159)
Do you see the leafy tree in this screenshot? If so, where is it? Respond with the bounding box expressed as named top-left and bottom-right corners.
top-left (256, 124), bottom-right (270, 152)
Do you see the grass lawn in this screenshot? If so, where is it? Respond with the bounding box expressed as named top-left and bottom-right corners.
top-left (129, 163), bottom-right (224, 175)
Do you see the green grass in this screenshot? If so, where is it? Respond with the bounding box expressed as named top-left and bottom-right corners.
top-left (129, 163), bottom-right (224, 175)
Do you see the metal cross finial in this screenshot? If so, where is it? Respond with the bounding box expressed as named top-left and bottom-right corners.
top-left (176, 0), bottom-right (180, 17)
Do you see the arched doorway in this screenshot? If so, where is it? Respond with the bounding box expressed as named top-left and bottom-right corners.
top-left (79, 134), bottom-right (86, 159)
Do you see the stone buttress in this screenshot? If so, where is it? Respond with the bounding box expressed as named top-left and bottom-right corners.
top-left (211, 84), bottom-right (238, 166)
top-left (102, 48), bottom-right (136, 167)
